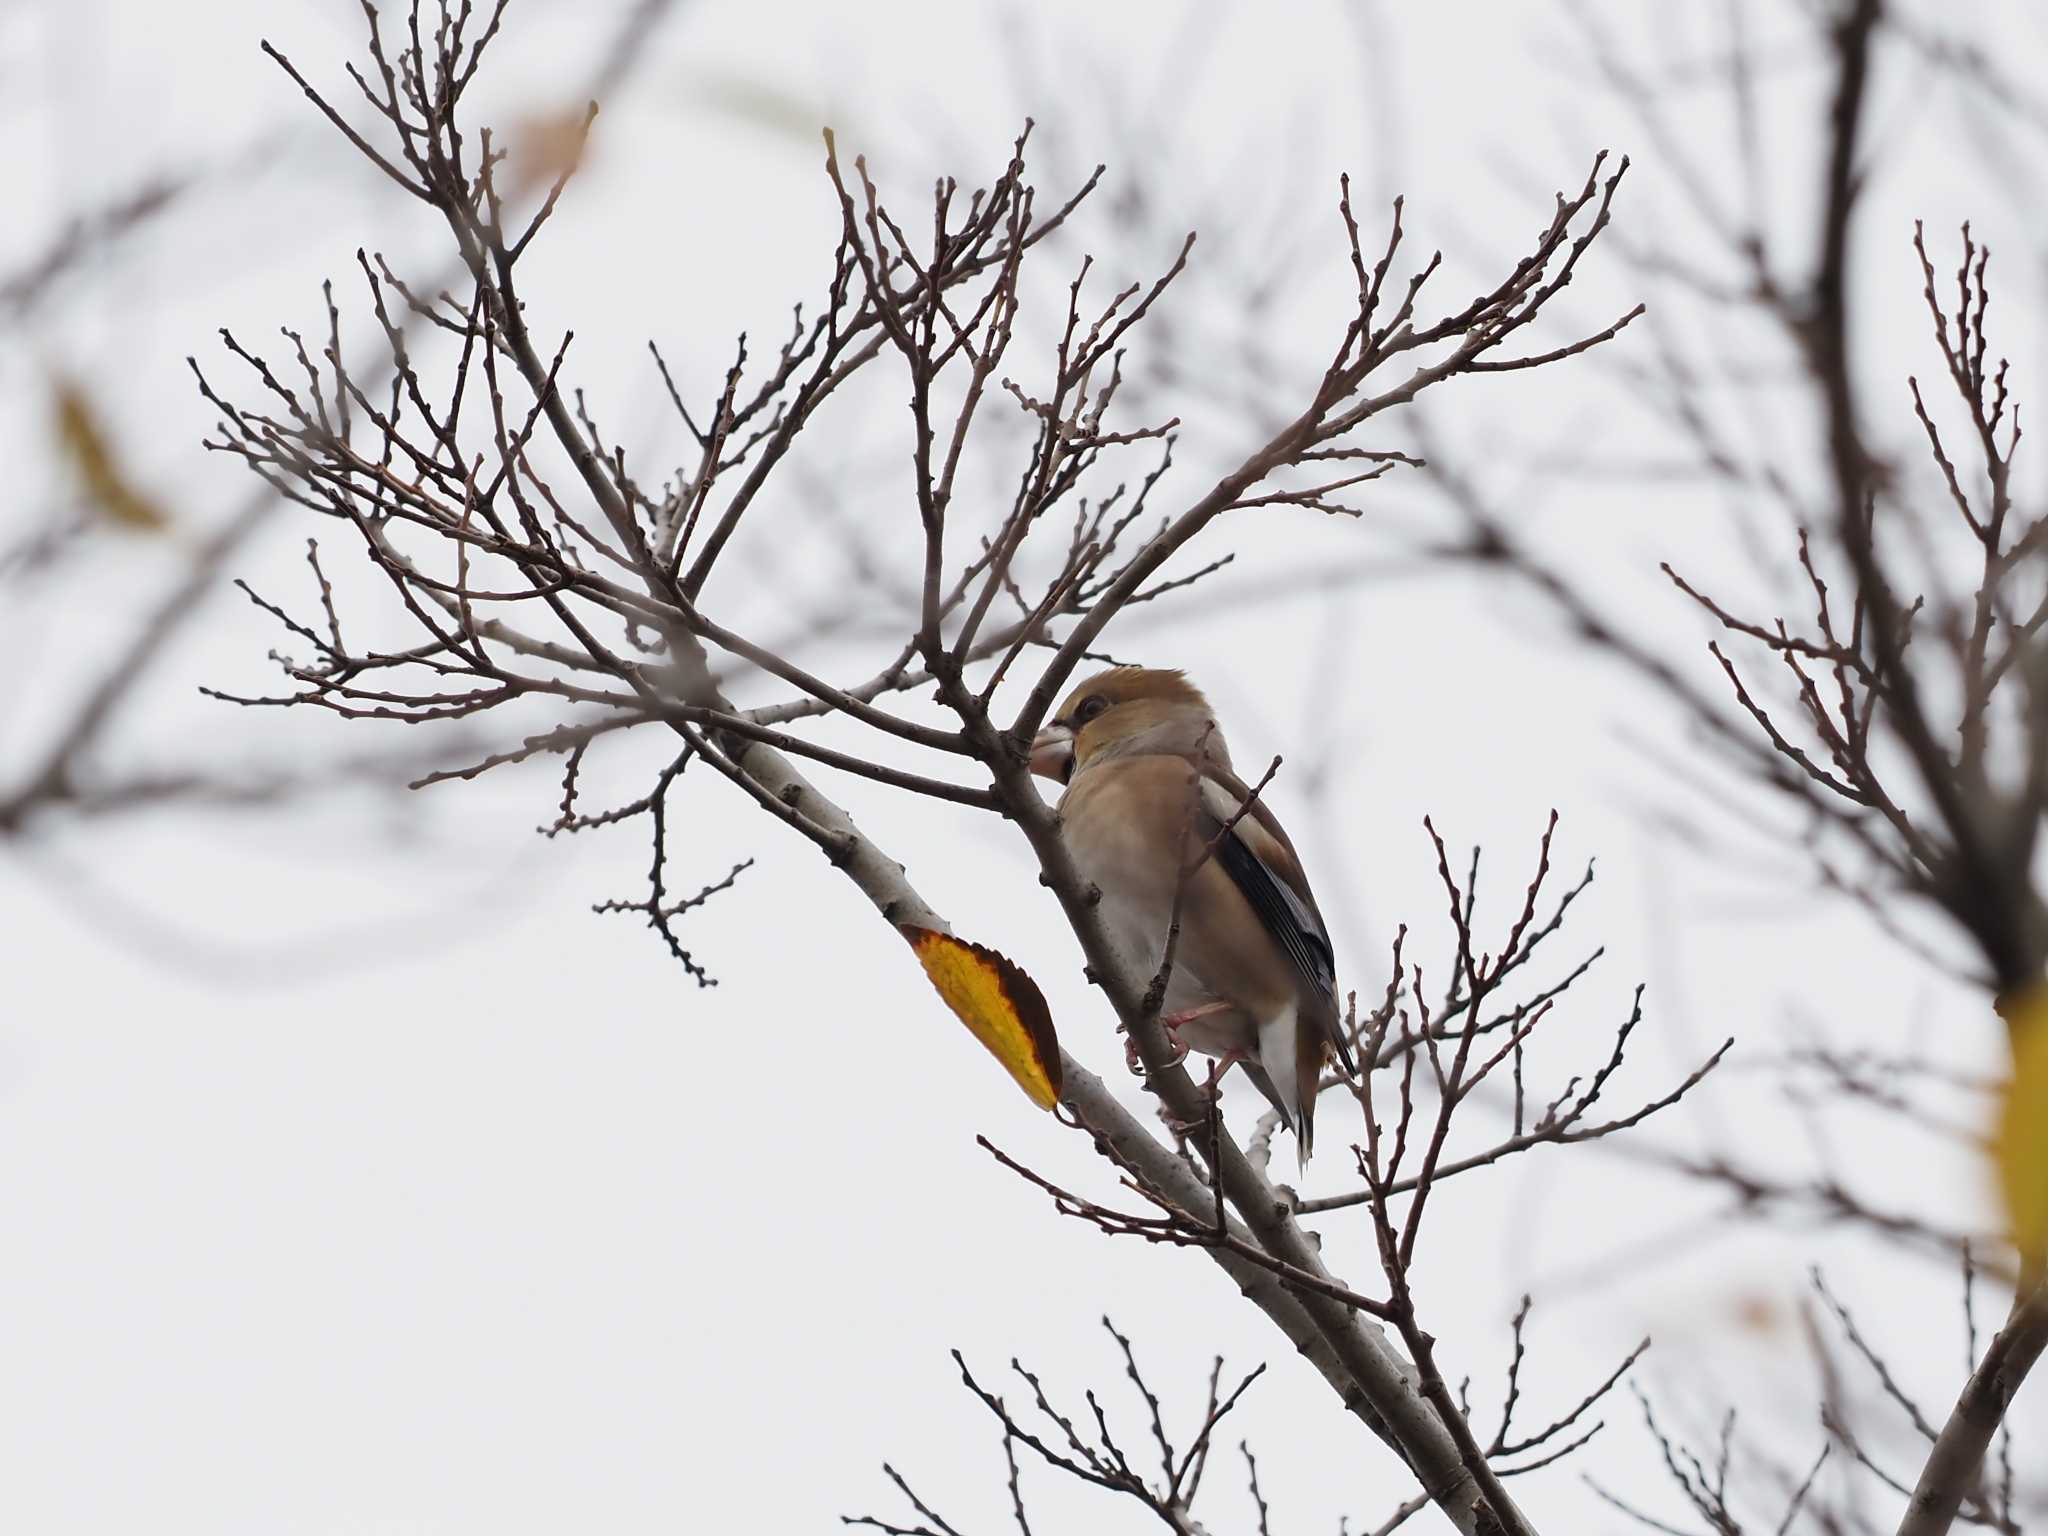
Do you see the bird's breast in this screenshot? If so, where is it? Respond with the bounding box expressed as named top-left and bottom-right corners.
top-left (1058, 759), bottom-right (1208, 1002)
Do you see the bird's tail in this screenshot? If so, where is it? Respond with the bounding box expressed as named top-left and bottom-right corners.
top-left (1257, 1009), bottom-right (1318, 1171)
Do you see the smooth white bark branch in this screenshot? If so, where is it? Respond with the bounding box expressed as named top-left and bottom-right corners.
top-left (669, 658), bottom-right (1523, 1533)
top-left (471, 170), bottom-right (1526, 1535)
top-left (986, 745), bottom-right (1528, 1536)
top-left (1897, 1281), bottom-right (2048, 1536)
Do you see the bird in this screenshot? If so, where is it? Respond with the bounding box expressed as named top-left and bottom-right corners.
top-left (1028, 666), bottom-right (1354, 1160)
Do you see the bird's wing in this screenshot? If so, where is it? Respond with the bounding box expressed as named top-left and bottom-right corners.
top-left (1199, 767), bottom-right (1355, 1076)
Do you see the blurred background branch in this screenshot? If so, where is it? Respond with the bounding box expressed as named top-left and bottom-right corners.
top-left (3, 1), bottom-right (2046, 1532)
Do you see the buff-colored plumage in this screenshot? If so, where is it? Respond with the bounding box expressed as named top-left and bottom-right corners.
top-left (1030, 667), bottom-right (1353, 1161)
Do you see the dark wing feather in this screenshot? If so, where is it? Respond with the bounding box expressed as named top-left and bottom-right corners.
top-left (1211, 826), bottom-right (1339, 1003)
top-left (1199, 773), bottom-right (1357, 1076)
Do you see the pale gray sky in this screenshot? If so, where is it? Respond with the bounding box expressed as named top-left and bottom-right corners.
top-left (3, 1), bottom-right (2043, 1531)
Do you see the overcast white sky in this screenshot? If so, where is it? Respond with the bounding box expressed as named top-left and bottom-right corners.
top-left (4, 1), bottom-right (2045, 1531)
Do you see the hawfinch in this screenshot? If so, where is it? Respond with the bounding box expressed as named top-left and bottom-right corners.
top-left (1029, 667), bottom-right (1355, 1159)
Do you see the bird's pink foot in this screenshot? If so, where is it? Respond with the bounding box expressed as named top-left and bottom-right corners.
top-left (1202, 1050), bottom-right (1245, 1096)
top-left (1153, 1051), bottom-right (1247, 1140)
top-left (1125, 1026), bottom-right (1190, 1074)
top-left (1158, 1102), bottom-right (1209, 1137)
top-left (1160, 1000), bottom-right (1230, 1048)
top-left (1126, 1003), bottom-right (1228, 1076)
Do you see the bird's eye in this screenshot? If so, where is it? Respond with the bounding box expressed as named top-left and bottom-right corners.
top-left (1075, 694), bottom-right (1110, 725)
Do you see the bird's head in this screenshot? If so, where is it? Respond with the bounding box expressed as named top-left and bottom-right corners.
top-left (1028, 667), bottom-right (1229, 785)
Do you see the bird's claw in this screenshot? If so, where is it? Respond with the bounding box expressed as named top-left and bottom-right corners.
top-left (1123, 1022), bottom-right (1192, 1075)
top-left (1155, 1101), bottom-right (1211, 1138)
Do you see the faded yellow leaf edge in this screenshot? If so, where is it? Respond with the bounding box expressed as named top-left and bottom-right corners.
top-left (900, 925), bottom-right (1063, 1111)
top-left (51, 376), bottom-right (171, 533)
top-left (1993, 983), bottom-right (2048, 1269)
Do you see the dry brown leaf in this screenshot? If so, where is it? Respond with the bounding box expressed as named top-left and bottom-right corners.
top-left (511, 108), bottom-right (593, 193)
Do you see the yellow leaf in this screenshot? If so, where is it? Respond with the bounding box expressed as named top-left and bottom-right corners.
top-left (52, 378), bottom-right (169, 532)
top-left (1994, 984), bottom-right (2048, 1267)
top-left (902, 926), bottom-right (1062, 1111)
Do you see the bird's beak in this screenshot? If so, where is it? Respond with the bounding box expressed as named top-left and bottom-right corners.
top-left (1029, 723), bottom-right (1075, 784)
